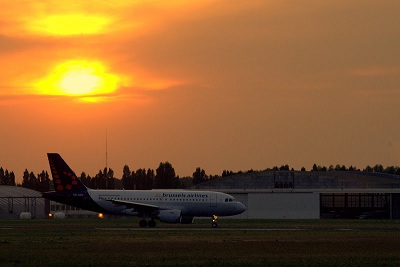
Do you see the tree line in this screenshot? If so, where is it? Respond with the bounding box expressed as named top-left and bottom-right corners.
top-left (0, 167), bottom-right (16, 186)
top-left (1, 162), bottom-right (400, 192)
top-left (120, 162), bottom-right (179, 190)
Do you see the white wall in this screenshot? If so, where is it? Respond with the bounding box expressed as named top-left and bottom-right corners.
top-left (231, 192), bottom-right (320, 219)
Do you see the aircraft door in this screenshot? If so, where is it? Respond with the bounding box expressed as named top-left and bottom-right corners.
top-left (157, 193), bottom-right (163, 205)
top-left (210, 193), bottom-right (217, 207)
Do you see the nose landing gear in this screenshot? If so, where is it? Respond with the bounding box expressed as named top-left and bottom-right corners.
top-left (212, 215), bottom-right (218, 228)
top-left (139, 219), bottom-right (157, 228)
top-left (139, 219), bottom-right (148, 228)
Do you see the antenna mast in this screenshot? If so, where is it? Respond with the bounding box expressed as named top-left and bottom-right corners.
top-left (105, 128), bottom-right (108, 189)
top-left (106, 128), bottom-right (108, 170)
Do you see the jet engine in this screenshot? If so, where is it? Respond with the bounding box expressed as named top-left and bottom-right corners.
top-left (158, 209), bottom-right (182, 223)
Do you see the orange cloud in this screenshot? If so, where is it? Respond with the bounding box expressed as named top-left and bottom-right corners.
top-left (28, 14), bottom-right (112, 36)
top-left (0, 1), bottom-right (219, 104)
top-left (349, 66), bottom-right (400, 77)
top-left (0, 1), bottom-right (214, 37)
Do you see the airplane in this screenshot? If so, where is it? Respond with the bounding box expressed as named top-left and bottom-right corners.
top-left (42, 153), bottom-right (246, 228)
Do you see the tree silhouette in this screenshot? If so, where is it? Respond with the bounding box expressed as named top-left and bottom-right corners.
top-left (22, 169), bottom-right (29, 188)
top-left (279, 165), bottom-right (290, 171)
top-left (80, 172), bottom-right (90, 187)
top-left (10, 171), bottom-right (15, 186)
top-left (37, 171), bottom-right (51, 192)
top-left (0, 168), bottom-right (14, 186)
top-left (222, 170), bottom-right (235, 177)
top-left (373, 164), bottom-right (384, 173)
top-left (91, 168), bottom-right (115, 189)
top-left (121, 165), bottom-right (135, 189)
top-left (145, 168), bottom-right (155, 190)
top-left (105, 168), bottom-right (115, 189)
top-left (155, 162), bottom-right (179, 189)
top-left (135, 168), bottom-right (147, 190)
top-left (29, 172), bottom-right (37, 189)
top-left (0, 167), bottom-right (4, 185)
top-left (192, 167), bottom-right (208, 185)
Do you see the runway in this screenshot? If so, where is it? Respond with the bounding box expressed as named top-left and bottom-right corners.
top-left (2, 224), bottom-right (400, 232)
top-left (94, 227), bottom-right (395, 231)
top-left (95, 227), bottom-right (308, 231)
top-left (0, 226), bottom-right (307, 231)
top-left (0, 226), bottom-right (343, 231)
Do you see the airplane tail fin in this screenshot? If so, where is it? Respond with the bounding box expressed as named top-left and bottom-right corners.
top-left (47, 153), bottom-right (87, 192)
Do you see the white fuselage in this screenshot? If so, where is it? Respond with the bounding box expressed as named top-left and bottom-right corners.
top-left (88, 189), bottom-right (245, 217)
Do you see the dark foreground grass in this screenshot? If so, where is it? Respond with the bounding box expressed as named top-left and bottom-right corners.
top-left (1, 219), bottom-right (400, 266)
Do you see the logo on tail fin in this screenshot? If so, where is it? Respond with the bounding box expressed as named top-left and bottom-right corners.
top-left (48, 153), bottom-right (87, 192)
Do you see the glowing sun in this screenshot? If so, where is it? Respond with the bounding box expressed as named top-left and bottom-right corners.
top-left (36, 60), bottom-right (120, 100)
top-left (60, 70), bottom-right (101, 95)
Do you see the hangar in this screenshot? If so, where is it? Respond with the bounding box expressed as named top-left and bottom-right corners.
top-left (2, 171), bottom-right (400, 220)
top-left (0, 186), bottom-right (46, 219)
top-left (193, 171), bottom-right (400, 219)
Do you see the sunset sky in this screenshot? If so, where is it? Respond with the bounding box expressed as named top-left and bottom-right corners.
top-left (1, 1), bottom-right (400, 183)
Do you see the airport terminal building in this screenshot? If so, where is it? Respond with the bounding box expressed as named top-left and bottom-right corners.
top-left (193, 171), bottom-right (400, 220)
top-left (0, 185), bottom-right (98, 219)
top-left (0, 186), bottom-right (46, 219)
top-left (1, 171), bottom-right (400, 220)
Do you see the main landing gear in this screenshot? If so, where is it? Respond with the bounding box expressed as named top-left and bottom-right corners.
top-left (139, 219), bottom-right (156, 228)
top-left (212, 215), bottom-right (218, 228)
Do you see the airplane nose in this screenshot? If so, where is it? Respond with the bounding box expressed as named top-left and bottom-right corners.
top-left (236, 202), bottom-right (246, 214)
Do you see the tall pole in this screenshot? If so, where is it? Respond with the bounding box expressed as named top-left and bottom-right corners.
top-left (106, 128), bottom-right (108, 188)
top-left (106, 128), bottom-right (108, 170)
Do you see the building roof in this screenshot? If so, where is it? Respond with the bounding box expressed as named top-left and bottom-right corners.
top-left (0, 186), bottom-right (42, 198)
top-left (193, 171), bottom-right (400, 190)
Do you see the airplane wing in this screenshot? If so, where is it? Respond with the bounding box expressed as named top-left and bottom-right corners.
top-left (109, 199), bottom-right (164, 212)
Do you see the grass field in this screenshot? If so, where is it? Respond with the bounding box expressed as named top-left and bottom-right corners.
top-left (1, 218), bottom-right (400, 266)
